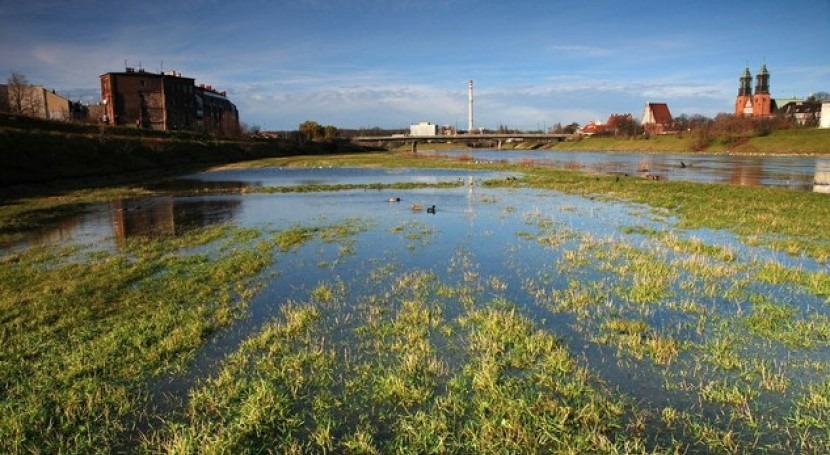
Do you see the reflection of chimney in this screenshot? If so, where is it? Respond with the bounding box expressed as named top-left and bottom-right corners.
top-left (468, 80), bottom-right (474, 133)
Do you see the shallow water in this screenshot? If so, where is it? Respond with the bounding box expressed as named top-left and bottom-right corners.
top-left (5, 166), bottom-right (830, 446)
top-left (419, 149), bottom-right (830, 192)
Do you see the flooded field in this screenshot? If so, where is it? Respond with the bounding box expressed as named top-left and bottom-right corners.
top-left (2, 163), bottom-right (829, 453)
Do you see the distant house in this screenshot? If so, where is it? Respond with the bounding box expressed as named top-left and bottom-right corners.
top-left (410, 121), bottom-right (438, 136)
top-left (578, 113), bottom-right (635, 136)
top-left (100, 68), bottom-right (239, 136)
top-left (641, 102), bottom-right (673, 134)
top-left (0, 84), bottom-right (81, 120)
top-left (821, 103), bottom-right (830, 129)
top-left (778, 100), bottom-right (823, 127)
top-left (578, 121), bottom-right (603, 136)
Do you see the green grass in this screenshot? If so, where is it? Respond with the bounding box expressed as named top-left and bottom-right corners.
top-left (4, 151), bottom-right (830, 453)
top-left (146, 271), bottom-right (657, 454)
top-left (0, 224), bottom-right (275, 453)
top-left (547, 128), bottom-right (830, 154)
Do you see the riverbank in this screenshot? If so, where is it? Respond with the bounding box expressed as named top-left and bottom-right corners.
top-left (0, 113), bottom-right (376, 197)
top-left (402, 128), bottom-right (830, 155)
top-left (550, 128), bottom-right (830, 154)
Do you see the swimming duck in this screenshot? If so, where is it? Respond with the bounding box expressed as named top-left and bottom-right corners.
top-left (426, 205), bottom-right (436, 214)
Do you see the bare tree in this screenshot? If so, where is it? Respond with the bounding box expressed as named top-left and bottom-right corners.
top-left (7, 72), bottom-right (33, 115)
top-left (807, 91), bottom-right (830, 102)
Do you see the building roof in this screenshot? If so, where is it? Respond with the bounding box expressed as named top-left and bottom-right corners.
top-left (101, 69), bottom-right (195, 82)
top-left (644, 103), bottom-right (673, 125)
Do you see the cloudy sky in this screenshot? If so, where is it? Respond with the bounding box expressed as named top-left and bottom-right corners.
top-left (1, 0), bottom-right (828, 130)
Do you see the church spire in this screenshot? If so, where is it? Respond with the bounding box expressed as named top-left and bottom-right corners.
top-left (755, 64), bottom-right (770, 95)
top-left (738, 66), bottom-right (752, 96)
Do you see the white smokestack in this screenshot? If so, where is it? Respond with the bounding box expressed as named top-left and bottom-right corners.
top-left (468, 80), bottom-right (474, 133)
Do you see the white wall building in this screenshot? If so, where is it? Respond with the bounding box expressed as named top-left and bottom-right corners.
top-left (821, 102), bottom-right (830, 129)
top-left (410, 121), bottom-right (438, 136)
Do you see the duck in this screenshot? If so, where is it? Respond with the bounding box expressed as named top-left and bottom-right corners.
top-left (426, 205), bottom-right (436, 214)
top-left (388, 197), bottom-right (401, 203)
top-left (410, 204), bottom-right (423, 211)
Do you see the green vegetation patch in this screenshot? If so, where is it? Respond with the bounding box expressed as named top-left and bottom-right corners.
top-left (148, 272), bottom-right (651, 454)
top-left (0, 224), bottom-right (276, 453)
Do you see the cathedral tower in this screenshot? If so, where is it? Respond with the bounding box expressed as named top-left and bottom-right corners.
top-left (751, 64), bottom-right (772, 117)
top-left (734, 64), bottom-right (773, 118)
top-left (734, 66), bottom-right (754, 117)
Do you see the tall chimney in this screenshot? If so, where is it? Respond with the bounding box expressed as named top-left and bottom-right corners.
top-left (468, 80), bottom-right (474, 134)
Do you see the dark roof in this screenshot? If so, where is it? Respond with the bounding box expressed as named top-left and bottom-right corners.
top-left (779, 101), bottom-right (822, 114)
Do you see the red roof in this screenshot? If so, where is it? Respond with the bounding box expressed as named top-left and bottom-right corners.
top-left (646, 103), bottom-right (673, 125)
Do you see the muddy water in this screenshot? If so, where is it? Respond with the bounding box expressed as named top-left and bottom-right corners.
top-left (420, 149), bottom-right (830, 192)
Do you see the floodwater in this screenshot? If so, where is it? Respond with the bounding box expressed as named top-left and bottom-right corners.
top-left (4, 165), bottom-right (830, 447)
top-left (419, 149), bottom-right (830, 193)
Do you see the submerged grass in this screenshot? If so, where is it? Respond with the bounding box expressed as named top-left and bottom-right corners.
top-left (148, 271), bottom-right (663, 454)
top-left (0, 224), bottom-right (275, 453)
top-left (3, 152), bottom-right (830, 453)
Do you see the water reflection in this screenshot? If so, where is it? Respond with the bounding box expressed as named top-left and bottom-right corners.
top-left (0, 197), bottom-right (242, 254)
top-left (421, 149), bottom-right (828, 192)
top-left (110, 197), bottom-right (241, 242)
top-left (176, 166), bottom-right (511, 188)
top-left (815, 159), bottom-right (830, 193)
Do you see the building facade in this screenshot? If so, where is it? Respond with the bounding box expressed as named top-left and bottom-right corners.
top-left (410, 121), bottom-right (439, 136)
top-left (821, 103), bottom-right (830, 129)
top-left (641, 103), bottom-right (673, 134)
top-left (100, 68), bottom-right (239, 135)
top-left (197, 84), bottom-right (240, 137)
top-left (0, 84), bottom-right (82, 120)
top-left (734, 64), bottom-right (773, 118)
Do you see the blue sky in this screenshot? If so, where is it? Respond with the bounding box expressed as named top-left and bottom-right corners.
top-left (1, 0), bottom-right (828, 130)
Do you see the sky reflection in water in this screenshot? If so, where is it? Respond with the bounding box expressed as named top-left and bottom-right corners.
top-left (419, 149), bottom-right (830, 193)
top-left (5, 166), bottom-right (829, 425)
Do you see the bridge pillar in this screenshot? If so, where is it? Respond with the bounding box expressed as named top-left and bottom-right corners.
top-left (411, 141), bottom-right (418, 154)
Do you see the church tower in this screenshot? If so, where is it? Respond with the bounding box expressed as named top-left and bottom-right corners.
top-left (751, 64), bottom-right (772, 117)
top-left (734, 66), bottom-right (754, 117)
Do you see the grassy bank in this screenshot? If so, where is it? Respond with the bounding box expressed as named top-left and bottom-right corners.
top-left (548, 128), bottom-right (830, 154)
top-left (393, 128), bottom-right (830, 154)
top-left (0, 113), bottom-right (374, 192)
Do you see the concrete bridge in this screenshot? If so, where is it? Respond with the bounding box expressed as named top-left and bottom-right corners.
top-left (352, 133), bottom-right (576, 152)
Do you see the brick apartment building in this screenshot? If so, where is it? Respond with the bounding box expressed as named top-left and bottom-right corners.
top-left (100, 68), bottom-right (239, 136)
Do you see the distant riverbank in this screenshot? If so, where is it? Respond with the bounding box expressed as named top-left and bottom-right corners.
top-left (403, 128), bottom-right (830, 155)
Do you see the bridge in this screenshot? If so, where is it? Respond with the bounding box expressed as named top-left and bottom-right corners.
top-left (352, 133), bottom-right (576, 152)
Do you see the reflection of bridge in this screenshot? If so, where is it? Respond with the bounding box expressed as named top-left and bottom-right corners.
top-left (353, 133), bottom-right (576, 151)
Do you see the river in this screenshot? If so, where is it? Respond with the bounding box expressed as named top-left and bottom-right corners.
top-left (418, 149), bottom-right (830, 193)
